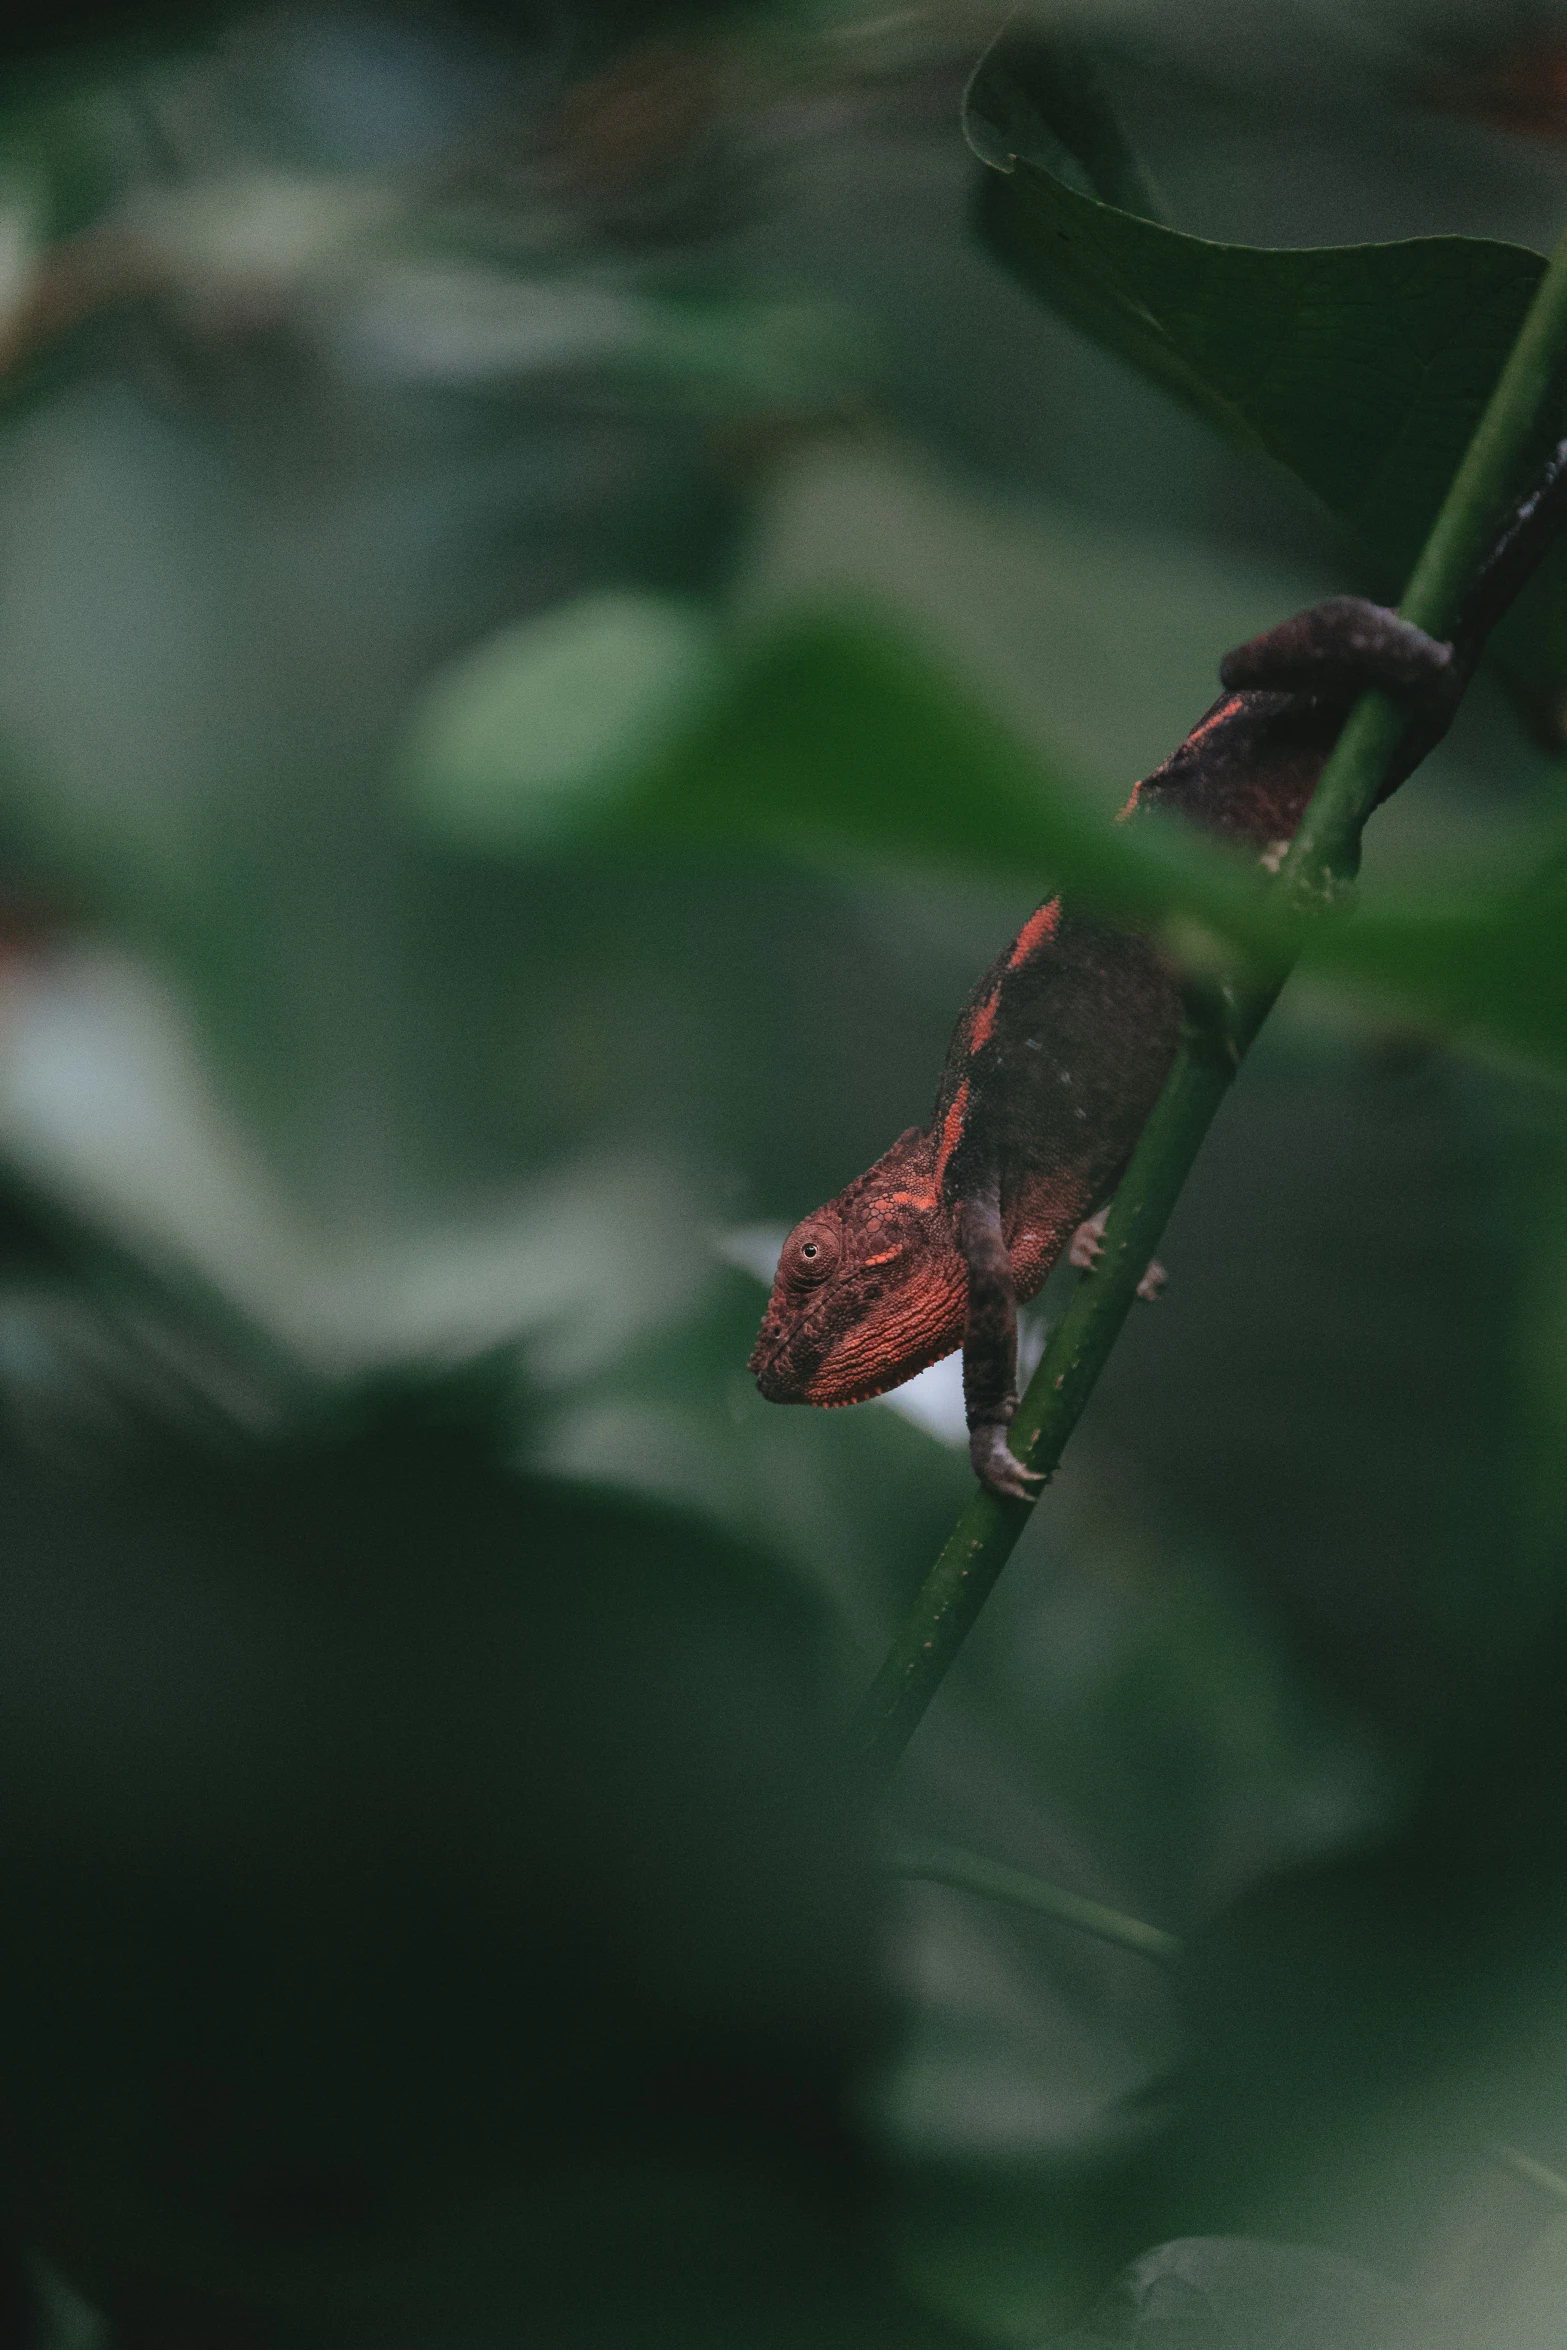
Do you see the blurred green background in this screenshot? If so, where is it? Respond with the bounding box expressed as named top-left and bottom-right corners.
top-left (3, 3), bottom-right (1567, 2345)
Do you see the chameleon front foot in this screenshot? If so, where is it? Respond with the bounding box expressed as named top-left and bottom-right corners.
top-left (969, 1421), bottom-right (1045, 1502)
top-left (1218, 597), bottom-right (1453, 703)
top-left (1068, 1209), bottom-right (1167, 1300)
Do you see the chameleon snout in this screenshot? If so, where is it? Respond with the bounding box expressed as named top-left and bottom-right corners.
top-left (748, 1332), bottom-right (810, 1402)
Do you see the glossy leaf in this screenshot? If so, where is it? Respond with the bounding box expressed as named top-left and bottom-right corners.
top-left (966, 26), bottom-right (1567, 731)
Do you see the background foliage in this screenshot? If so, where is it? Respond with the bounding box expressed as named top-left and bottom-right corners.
top-left (3, 3), bottom-right (1567, 2345)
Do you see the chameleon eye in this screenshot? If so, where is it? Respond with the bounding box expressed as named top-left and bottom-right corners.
top-left (784, 1219), bottom-right (840, 1285)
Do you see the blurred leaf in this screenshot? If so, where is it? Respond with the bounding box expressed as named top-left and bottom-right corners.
top-left (611, 601), bottom-right (1567, 1075)
top-left (396, 595), bottom-right (1567, 1079)
top-left (1047, 2235), bottom-right (1422, 2347)
top-left (404, 590), bottom-right (722, 854)
top-left (615, 602), bottom-right (1260, 924)
top-left (0, 1398), bottom-right (885, 2334)
top-left (965, 23), bottom-right (1567, 734)
top-left (1317, 884), bottom-right (1567, 1077)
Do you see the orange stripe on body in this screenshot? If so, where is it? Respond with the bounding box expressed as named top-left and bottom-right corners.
top-left (967, 984), bottom-right (1001, 1052)
top-left (1181, 692), bottom-right (1245, 750)
top-left (932, 1079), bottom-right (970, 1189)
top-left (1120, 693), bottom-right (1246, 818)
top-left (1005, 898), bottom-right (1061, 971)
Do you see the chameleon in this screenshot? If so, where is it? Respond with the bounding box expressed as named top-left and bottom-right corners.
top-left (749, 447), bottom-right (1567, 1501)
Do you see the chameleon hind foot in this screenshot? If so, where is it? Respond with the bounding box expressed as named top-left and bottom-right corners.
top-left (968, 1420), bottom-right (1045, 1502)
top-left (1068, 1208), bottom-right (1167, 1300)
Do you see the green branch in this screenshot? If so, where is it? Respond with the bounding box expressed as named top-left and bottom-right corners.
top-left (853, 218), bottom-right (1567, 1786)
top-left (886, 1844), bottom-right (1180, 1965)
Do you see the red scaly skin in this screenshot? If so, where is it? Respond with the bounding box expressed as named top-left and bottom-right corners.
top-left (749, 599), bottom-right (1456, 1495)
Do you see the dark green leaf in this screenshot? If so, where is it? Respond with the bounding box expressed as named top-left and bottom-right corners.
top-left (966, 26), bottom-right (1567, 733)
top-left (963, 24), bottom-right (1163, 222)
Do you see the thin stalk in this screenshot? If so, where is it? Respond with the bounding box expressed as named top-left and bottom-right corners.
top-left (853, 219), bottom-right (1567, 1785)
top-left (886, 1843), bottom-right (1180, 1964)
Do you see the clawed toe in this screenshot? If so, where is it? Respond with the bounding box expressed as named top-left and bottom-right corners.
top-left (1068, 1208), bottom-right (1108, 1272)
top-left (1071, 1211), bottom-right (1165, 1300)
top-left (969, 1423), bottom-right (1045, 1501)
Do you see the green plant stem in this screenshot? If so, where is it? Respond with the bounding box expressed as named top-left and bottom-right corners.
top-left (853, 218), bottom-right (1567, 1787)
top-left (886, 1843), bottom-right (1180, 1964)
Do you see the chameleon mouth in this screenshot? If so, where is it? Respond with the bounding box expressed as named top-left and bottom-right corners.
top-left (752, 1338), bottom-right (899, 1409)
top-left (754, 1324), bottom-right (962, 1409)
top-left (750, 1345), bottom-right (804, 1402)
top-left (794, 1314), bottom-right (964, 1409)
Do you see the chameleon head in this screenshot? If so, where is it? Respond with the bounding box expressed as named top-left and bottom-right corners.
top-left (748, 1132), bottom-right (969, 1407)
